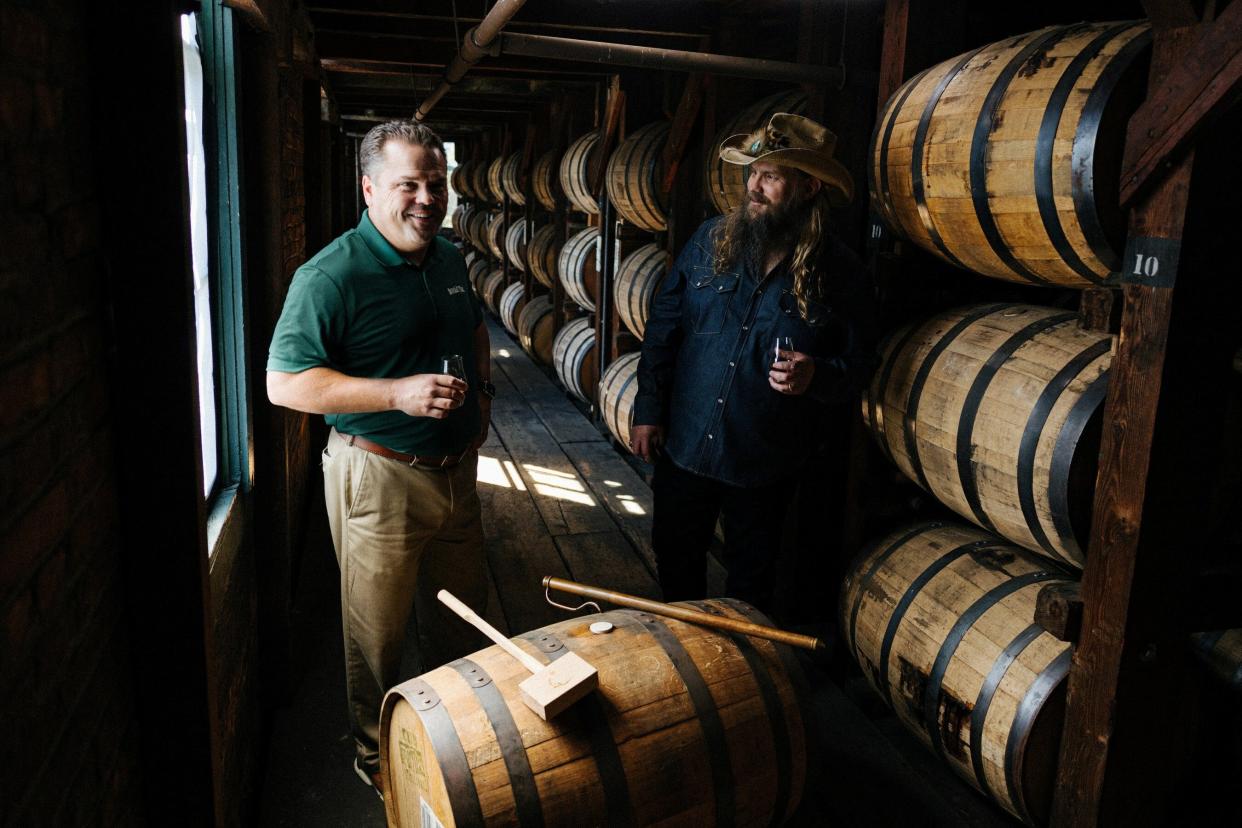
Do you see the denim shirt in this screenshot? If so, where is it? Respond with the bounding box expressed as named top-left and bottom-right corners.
top-left (634, 215), bottom-right (874, 487)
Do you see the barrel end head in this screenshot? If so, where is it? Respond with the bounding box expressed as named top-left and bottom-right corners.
top-left (518, 652), bottom-right (599, 721)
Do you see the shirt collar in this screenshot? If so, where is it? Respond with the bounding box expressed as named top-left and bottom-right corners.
top-left (357, 209), bottom-right (437, 269)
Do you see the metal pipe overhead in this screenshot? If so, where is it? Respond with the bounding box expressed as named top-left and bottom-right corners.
top-left (415, 0), bottom-right (528, 122)
top-left (493, 32), bottom-right (843, 86)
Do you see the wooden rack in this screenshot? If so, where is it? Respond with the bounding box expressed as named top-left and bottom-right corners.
top-left (870, 1), bottom-right (1242, 823)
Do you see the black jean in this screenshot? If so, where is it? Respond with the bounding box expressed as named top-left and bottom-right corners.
top-left (651, 455), bottom-right (792, 614)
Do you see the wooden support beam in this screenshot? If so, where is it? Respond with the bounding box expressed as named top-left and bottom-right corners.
top-left (590, 76), bottom-right (625, 200)
top-left (876, 0), bottom-right (910, 109)
top-left (1078, 287), bottom-right (1116, 333)
top-left (1120, 0), bottom-right (1242, 205)
top-left (660, 72), bottom-right (707, 197)
top-left (1051, 19), bottom-right (1201, 826)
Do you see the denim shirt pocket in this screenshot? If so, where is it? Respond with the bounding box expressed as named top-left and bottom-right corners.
top-left (687, 268), bottom-right (741, 334)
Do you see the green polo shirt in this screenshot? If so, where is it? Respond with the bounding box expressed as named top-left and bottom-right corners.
top-left (267, 210), bottom-right (483, 455)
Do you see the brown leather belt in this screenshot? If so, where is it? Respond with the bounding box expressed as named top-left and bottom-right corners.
top-left (343, 433), bottom-right (465, 468)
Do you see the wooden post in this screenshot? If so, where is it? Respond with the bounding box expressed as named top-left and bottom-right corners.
top-left (1078, 287), bottom-right (1116, 333)
top-left (1051, 13), bottom-right (1203, 825)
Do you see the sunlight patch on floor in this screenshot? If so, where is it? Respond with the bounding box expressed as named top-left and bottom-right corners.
top-left (476, 454), bottom-right (510, 488)
top-left (502, 460), bottom-right (527, 491)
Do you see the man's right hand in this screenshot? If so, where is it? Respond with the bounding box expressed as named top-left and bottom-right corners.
top-left (630, 424), bottom-right (665, 464)
top-left (391, 374), bottom-right (467, 419)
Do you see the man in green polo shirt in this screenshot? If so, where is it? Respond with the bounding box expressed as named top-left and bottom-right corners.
top-left (266, 120), bottom-right (493, 798)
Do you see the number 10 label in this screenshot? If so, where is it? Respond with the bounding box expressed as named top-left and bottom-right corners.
top-left (1121, 236), bottom-right (1180, 288)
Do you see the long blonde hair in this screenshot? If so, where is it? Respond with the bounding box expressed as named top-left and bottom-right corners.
top-left (713, 181), bottom-right (832, 321)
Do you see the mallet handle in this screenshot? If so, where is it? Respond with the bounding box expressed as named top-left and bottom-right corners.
top-left (543, 577), bottom-right (826, 651)
top-left (438, 590), bottom-right (545, 675)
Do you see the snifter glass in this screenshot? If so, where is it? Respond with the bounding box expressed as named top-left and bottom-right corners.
top-left (441, 354), bottom-right (466, 380)
top-left (773, 336), bottom-right (793, 365)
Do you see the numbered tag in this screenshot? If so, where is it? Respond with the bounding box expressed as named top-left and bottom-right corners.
top-left (1120, 236), bottom-right (1180, 288)
top-left (866, 211), bottom-right (890, 252)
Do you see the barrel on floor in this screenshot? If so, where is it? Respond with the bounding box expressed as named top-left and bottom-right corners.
top-left (380, 598), bottom-right (811, 827)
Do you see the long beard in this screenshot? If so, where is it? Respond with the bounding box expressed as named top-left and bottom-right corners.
top-left (725, 192), bottom-right (806, 271)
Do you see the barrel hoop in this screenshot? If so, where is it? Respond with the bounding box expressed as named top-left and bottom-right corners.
top-left (398, 678), bottom-right (485, 827)
top-left (1034, 23), bottom-right (1134, 284)
top-left (519, 629), bottom-right (633, 827)
top-left (910, 48), bottom-right (987, 270)
top-left (956, 312), bottom-right (1077, 531)
top-left (868, 323), bottom-right (923, 466)
top-left (879, 539), bottom-right (997, 709)
top-left (1071, 27), bottom-right (1152, 276)
top-left (1016, 337), bottom-right (1112, 559)
top-left (633, 612), bottom-right (736, 828)
top-left (608, 355), bottom-right (640, 442)
top-left (903, 303), bottom-right (1014, 492)
top-left (924, 570), bottom-right (1063, 763)
top-left (845, 521), bottom-right (943, 657)
top-left (1005, 648), bottom-right (1072, 826)
top-left (727, 599), bottom-right (813, 825)
top-left (449, 659), bottom-right (546, 828)
top-left (638, 125), bottom-right (668, 228)
top-left (970, 622), bottom-right (1045, 801)
top-left (1047, 370), bottom-right (1110, 565)
top-left (969, 27), bottom-right (1074, 285)
top-left (563, 323), bottom-right (595, 400)
top-left (875, 68), bottom-right (932, 232)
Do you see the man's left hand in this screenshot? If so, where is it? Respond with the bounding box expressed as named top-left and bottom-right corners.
top-left (769, 350), bottom-right (816, 395)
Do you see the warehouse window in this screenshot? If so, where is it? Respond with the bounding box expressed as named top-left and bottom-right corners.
top-left (181, 2), bottom-right (251, 548)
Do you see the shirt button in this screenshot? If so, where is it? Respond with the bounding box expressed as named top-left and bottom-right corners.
top-left (742, 325), bottom-right (749, 331)
top-left (707, 434), bottom-right (714, 439)
top-left (716, 398), bottom-right (723, 404)
top-left (728, 361), bottom-right (735, 367)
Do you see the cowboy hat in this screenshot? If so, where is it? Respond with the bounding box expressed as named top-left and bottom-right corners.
top-left (719, 112), bottom-right (854, 203)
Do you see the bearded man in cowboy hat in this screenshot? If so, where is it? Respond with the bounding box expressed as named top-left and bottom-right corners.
top-left (631, 112), bottom-right (874, 614)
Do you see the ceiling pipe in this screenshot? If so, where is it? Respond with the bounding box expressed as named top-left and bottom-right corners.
top-left (414, 0), bottom-right (529, 122)
top-left (491, 32), bottom-right (843, 86)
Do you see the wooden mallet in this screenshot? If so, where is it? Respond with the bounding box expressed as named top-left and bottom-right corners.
top-left (437, 590), bottom-right (599, 720)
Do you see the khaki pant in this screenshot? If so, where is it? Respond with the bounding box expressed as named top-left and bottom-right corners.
top-left (322, 428), bottom-right (488, 774)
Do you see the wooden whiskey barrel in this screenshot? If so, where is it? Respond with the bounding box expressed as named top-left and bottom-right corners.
top-left (559, 130), bottom-right (601, 215)
top-left (614, 243), bottom-right (667, 340)
top-left (501, 151), bottom-right (527, 206)
top-left (504, 219), bottom-right (529, 271)
top-left (552, 317), bottom-right (598, 403)
top-left (517, 295), bottom-right (555, 365)
top-left (841, 522), bottom-right (1074, 826)
top-left (558, 226), bottom-right (600, 312)
top-left (451, 161), bottom-right (474, 200)
top-left (485, 212), bottom-right (506, 261)
top-left (599, 351), bottom-right (642, 452)
top-left (526, 223), bottom-right (561, 289)
top-left (862, 303), bottom-right (1114, 569)
top-left (531, 148), bottom-right (562, 211)
top-left (870, 22), bottom-right (1151, 286)
top-left (450, 203), bottom-right (469, 240)
top-left (480, 269), bottom-right (507, 317)
top-left (605, 120), bottom-right (670, 232)
top-left (465, 208), bottom-right (490, 252)
top-left (467, 257), bottom-right (490, 299)
top-left (705, 90), bottom-right (808, 215)
top-left (487, 156), bottom-right (507, 204)
top-left (381, 598), bottom-right (810, 828)
top-left (470, 160), bottom-right (493, 204)
top-left (498, 282), bottom-right (529, 337)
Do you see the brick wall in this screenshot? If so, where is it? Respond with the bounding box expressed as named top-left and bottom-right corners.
top-left (0, 1), bottom-right (143, 824)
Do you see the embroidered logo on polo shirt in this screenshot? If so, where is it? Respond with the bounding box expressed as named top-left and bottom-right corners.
top-left (447, 285), bottom-right (466, 296)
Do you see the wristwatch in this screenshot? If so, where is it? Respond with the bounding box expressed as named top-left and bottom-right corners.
top-left (479, 379), bottom-right (496, 400)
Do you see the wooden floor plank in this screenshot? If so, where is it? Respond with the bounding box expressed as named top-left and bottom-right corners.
top-left (559, 440), bottom-right (657, 575)
top-left (489, 320), bottom-right (607, 445)
top-left (487, 394), bottom-right (619, 537)
top-left (553, 530), bottom-right (661, 600)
